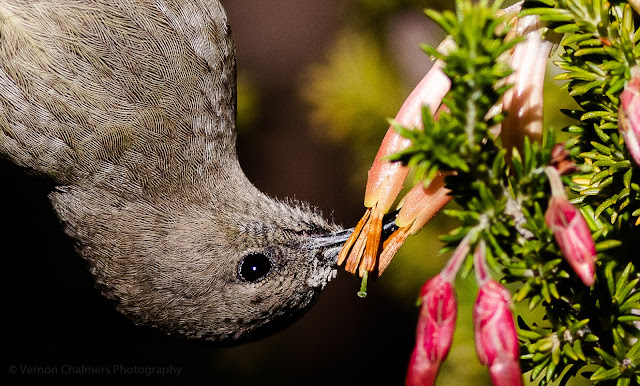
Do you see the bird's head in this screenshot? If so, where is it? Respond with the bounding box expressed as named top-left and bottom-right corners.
top-left (157, 194), bottom-right (350, 343)
top-left (51, 184), bottom-right (356, 343)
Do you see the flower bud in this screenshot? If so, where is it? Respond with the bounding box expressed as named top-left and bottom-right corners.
top-left (545, 196), bottom-right (597, 286)
top-left (406, 275), bottom-right (457, 386)
top-left (544, 167), bottom-right (596, 286)
top-left (473, 280), bottom-right (523, 386)
top-left (618, 65), bottom-right (640, 166)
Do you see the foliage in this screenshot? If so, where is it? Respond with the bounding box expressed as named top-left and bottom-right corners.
top-left (389, 0), bottom-right (639, 385)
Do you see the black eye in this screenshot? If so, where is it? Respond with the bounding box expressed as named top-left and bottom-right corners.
top-left (238, 253), bottom-right (272, 283)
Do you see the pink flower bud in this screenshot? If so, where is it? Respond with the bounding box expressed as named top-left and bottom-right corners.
top-left (545, 196), bottom-right (597, 286)
top-left (618, 65), bottom-right (640, 166)
top-left (473, 280), bottom-right (523, 386)
top-left (544, 167), bottom-right (596, 286)
top-left (406, 275), bottom-right (457, 386)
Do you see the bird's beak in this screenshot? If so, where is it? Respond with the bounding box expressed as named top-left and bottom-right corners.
top-left (311, 211), bottom-right (399, 264)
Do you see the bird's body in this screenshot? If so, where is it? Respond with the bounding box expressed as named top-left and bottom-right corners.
top-left (1, 0), bottom-right (345, 343)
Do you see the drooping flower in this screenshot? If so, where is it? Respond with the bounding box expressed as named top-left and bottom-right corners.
top-left (618, 65), bottom-right (640, 167)
top-left (544, 166), bottom-right (597, 286)
top-left (473, 279), bottom-right (523, 386)
top-left (405, 275), bottom-right (457, 386)
top-left (473, 241), bottom-right (523, 386)
top-left (338, 42), bottom-right (453, 277)
top-left (405, 232), bottom-right (471, 385)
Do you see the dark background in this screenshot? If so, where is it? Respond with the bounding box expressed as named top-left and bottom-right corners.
top-left (4, 0), bottom-right (424, 384)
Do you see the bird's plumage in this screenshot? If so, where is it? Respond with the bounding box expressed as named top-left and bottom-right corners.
top-left (1, 0), bottom-right (236, 195)
top-left (1, 0), bottom-right (343, 343)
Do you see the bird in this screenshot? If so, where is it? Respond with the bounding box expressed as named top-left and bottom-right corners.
top-left (0, 0), bottom-right (373, 344)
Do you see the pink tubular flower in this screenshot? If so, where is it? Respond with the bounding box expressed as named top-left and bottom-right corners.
top-left (618, 65), bottom-right (640, 167)
top-left (473, 241), bottom-right (523, 386)
top-left (406, 275), bottom-right (457, 386)
top-left (406, 231), bottom-right (471, 385)
top-left (544, 167), bottom-right (596, 286)
top-left (473, 280), bottom-right (523, 386)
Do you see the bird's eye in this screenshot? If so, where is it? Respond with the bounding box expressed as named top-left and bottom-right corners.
top-left (238, 253), bottom-right (272, 283)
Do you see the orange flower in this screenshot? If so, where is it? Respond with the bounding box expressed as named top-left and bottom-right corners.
top-left (378, 173), bottom-right (451, 275)
top-left (338, 55), bottom-right (452, 277)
